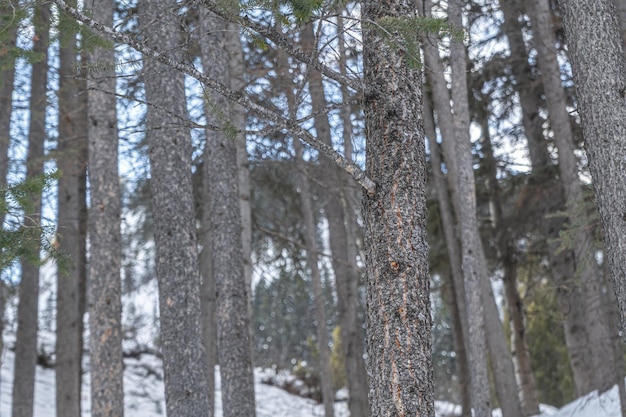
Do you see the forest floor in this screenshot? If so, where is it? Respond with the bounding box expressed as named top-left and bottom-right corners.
top-left (0, 336), bottom-right (621, 417)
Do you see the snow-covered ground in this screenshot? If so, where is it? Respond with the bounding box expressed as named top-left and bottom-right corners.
top-left (1, 342), bottom-right (623, 417)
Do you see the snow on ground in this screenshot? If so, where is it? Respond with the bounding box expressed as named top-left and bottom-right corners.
top-left (0, 341), bottom-right (623, 417)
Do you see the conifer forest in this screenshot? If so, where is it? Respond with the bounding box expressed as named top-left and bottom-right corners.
top-left (1, 0), bottom-right (626, 416)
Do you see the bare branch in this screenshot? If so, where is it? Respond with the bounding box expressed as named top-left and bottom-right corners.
top-left (53, 0), bottom-right (376, 195)
top-left (200, 0), bottom-right (363, 92)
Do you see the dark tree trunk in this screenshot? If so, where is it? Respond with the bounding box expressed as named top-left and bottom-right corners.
top-left (56, 5), bottom-right (88, 415)
top-left (139, 1), bottom-right (211, 415)
top-left (198, 9), bottom-right (256, 417)
top-left (12, 5), bottom-right (49, 417)
top-left (85, 1), bottom-right (125, 416)
top-left (361, 0), bottom-right (434, 415)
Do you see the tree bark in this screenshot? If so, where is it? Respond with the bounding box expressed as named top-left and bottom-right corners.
top-left (529, 0), bottom-right (623, 394)
top-left (56, 5), bottom-right (88, 415)
top-left (556, 0), bottom-right (626, 364)
top-left (423, 93), bottom-right (472, 417)
top-left (301, 21), bottom-right (369, 417)
top-left (361, 1), bottom-right (434, 415)
top-left (11, 4), bottom-right (49, 417)
top-left (198, 9), bottom-right (256, 417)
top-left (139, 1), bottom-right (211, 415)
top-left (84, 1), bottom-right (125, 416)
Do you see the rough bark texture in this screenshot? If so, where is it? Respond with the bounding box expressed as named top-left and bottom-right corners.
top-left (529, 0), bottom-right (622, 395)
top-left (56, 6), bottom-right (88, 415)
top-left (199, 231), bottom-right (217, 412)
top-left (85, 1), bottom-right (125, 416)
top-left (11, 5), bottom-right (49, 417)
top-left (198, 10), bottom-right (256, 417)
top-left (448, 2), bottom-right (494, 416)
top-left (556, 0), bottom-right (626, 349)
top-left (139, 1), bottom-right (212, 416)
top-left (302, 22), bottom-right (369, 417)
top-left (361, 1), bottom-right (434, 415)
top-left (423, 94), bottom-right (472, 417)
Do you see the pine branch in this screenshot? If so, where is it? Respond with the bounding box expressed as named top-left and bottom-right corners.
top-left (52, 0), bottom-right (376, 196)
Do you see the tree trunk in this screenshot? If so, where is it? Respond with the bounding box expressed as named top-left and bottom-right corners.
top-left (301, 21), bottom-right (369, 416)
top-left (0, 0), bottom-right (18, 375)
top-left (477, 105), bottom-right (540, 416)
top-left (294, 138), bottom-right (336, 417)
top-left (56, 5), bottom-right (88, 415)
top-left (529, 0), bottom-right (623, 394)
top-left (84, 1), bottom-right (125, 416)
top-left (498, 0), bottom-right (551, 171)
top-left (500, 0), bottom-right (597, 397)
top-left (139, 1), bottom-right (212, 416)
top-left (11, 4), bottom-right (49, 417)
top-left (198, 9), bottom-right (256, 417)
top-left (361, 0), bottom-right (434, 415)
top-left (556, 0), bottom-right (626, 372)
top-left (423, 93), bottom-right (472, 417)
top-left (227, 22), bottom-right (255, 357)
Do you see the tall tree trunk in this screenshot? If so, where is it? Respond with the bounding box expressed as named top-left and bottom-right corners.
top-left (302, 21), bottom-right (369, 416)
top-left (529, 0), bottom-right (623, 395)
top-left (56, 6), bottom-right (88, 415)
top-left (227, 22), bottom-right (255, 356)
top-left (199, 228), bottom-right (216, 411)
top-left (294, 139), bottom-right (336, 417)
top-left (556, 0), bottom-right (626, 381)
top-left (498, 0), bottom-right (551, 171)
top-left (361, 0), bottom-right (434, 415)
top-left (423, 92), bottom-right (472, 417)
top-left (139, 1), bottom-right (212, 415)
top-left (0, 0), bottom-right (19, 373)
top-left (84, 1), bottom-right (125, 416)
top-left (448, 1), bottom-right (524, 415)
top-left (11, 4), bottom-right (49, 417)
top-left (198, 10), bottom-right (256, 417)
top-left (477, 104), bottom-right (540, 416)
top-left (499, 0), bottom-right (596, 396)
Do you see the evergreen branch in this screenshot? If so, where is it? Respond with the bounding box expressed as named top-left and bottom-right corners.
top-left (199, 0), bottom-right (362, 92)
top-left (52, 0), bottom-right (376, 195)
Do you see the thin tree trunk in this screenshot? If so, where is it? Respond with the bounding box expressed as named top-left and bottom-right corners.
top-left (498, 0), bottom-right (551, 171)
top-left (556, 0), bottom-right (626, 386)
top-left (0, 0), bottom-right (18, 374)
top-left (227, 21), bottom-right (255, 356)
top-left (361, 0), bottom-right (434, 415)
top-left (529, 0), bottom-right (622, 394)
top-left (198, 9), bottom-right (256, 417)
top-left (84, 1), bottom-right (125, 416)
top-left (301, 21), bottom-right (369, 416)
top-left (423, 93), bottom-right (472, 417)
top-left (12, 4), bottom-right (49, 417)
top-left (477, 105), bottom-right (540, 416)
top-left (56, 6), bottom-right (88, 415)
top-left (294, 138), bottom-right (336, 417)
top-left (500, 0), bottom-right (597, 397)
top-left (139, 1), bottom-right (212, 415)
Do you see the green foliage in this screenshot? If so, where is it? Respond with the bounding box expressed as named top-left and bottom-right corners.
top-left (1, 172), bottom-right (68, 272)
top-left (374, 16), bottom-right (463, 69)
